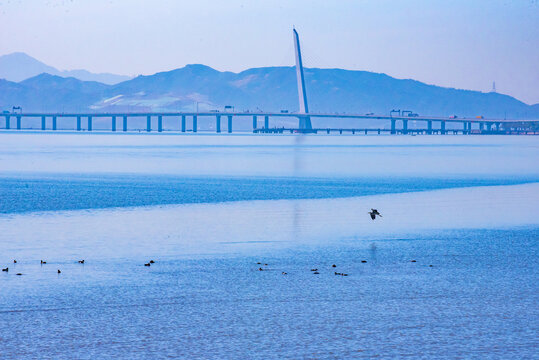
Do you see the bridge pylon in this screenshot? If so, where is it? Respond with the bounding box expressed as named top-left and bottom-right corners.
top-left (293, 28), bottom-right (312, 130)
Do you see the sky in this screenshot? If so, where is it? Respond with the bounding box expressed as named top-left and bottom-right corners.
top-left (0, 0), bottom-right (538, 104)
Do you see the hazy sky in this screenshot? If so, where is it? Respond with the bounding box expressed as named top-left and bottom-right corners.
top-left (1, 0), bottom-right (538, 104)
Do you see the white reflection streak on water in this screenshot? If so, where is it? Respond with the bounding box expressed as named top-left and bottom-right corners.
top-left (0, 183), bottom-right (537, 261)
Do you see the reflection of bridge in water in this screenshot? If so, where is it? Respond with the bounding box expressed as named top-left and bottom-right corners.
top-left (2, 29), bottom-right (538, 135)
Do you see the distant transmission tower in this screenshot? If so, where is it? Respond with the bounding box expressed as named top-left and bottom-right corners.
top-left (491, 81), bottom-right (496, 93)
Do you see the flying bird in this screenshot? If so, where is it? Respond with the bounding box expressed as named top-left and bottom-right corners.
top-left (368, 209), bottom-right (382, 220)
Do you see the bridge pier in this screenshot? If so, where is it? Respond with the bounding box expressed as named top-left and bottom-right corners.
top-left (390, 119), bottom-right (396, 134)
top-left (479, 122), bottom-right (484, 132)
top-left (52, 116), bottom-right (57, 130)
top-left (402, 120), bottom-right (408, 134)
top-left (216, 115), bottom-right (221, 133)
top-left (88, 116), bottom-right (92, 131)
top-left (193, 115), bottom-right (197, 132)
top-left (264, 116), bottom-right (269, 129)
top-left (227, 115), bottom-right (232, 133)
top-left (123, 116), bottom-right (127, 132)
top-left (146, 116), bottom-right (151, 132)
top-left (158, 115), bottom-right (162, 132)
top-left (441, 121), bottom-right (446, 135)
top-left (42, 116), bottom-right (46, 130)
top-left (77, 116), bottom-right (81, 131)
top-left (181, 115), bottom-right (186, 132)
top-left (252, 116), bottom-right (257, 130)
top-left (4, 115), bottom-right (9, 129)
top-left (486, 123), bottom-right (492, 132)
top-left (112, 116), bottom-right (117, 132)
top-left (464, 121), bottom-right (470, 134)
top-left (16, 116), bottom-right (21, 130)
top-left (427, 120), bottom-right (432, 134)
top-left (496, 122), bottom-right (500, 131)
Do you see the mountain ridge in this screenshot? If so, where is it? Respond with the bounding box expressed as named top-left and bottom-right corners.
top-left (0, 52), bottom-right (132, 84)
top-left (0, 55), bottom-right (538, 121)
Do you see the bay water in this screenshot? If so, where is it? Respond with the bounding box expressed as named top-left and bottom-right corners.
top-left (0, 132), bottom-right (538, 359)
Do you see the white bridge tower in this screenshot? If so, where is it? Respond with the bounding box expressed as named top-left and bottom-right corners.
top-left (293, 29), bottom-right (313, 130)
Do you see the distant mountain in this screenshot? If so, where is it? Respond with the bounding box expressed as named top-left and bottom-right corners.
top-left (14, 74), bottom-right (109, 112)
top-left (0, 52), bottom-right (132, 84)
top-left (1, 63), bottom-right (538, 126)
top-left (93, 65), bottom-right (539, 119)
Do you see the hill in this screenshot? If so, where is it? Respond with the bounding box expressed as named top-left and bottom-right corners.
top-left (0, 52), bottom-right (131, 84)
top-left (1, 63), bottom-right (538, 122)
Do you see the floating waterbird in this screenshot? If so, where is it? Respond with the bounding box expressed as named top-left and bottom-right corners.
top-left (310, 268), bottom-right (318, 272)
top-left (144, 263), bottom-right (151, 267)
top-left (78, 260), bottom-right (85, 264)
top-left (2, 267), bottom-right (8, 272)
top-left (332, 264), bottom-right (336, 268)
top-left (313, 271), bottom-right (320, 274)
top-left (57, 269), bottom-right (61, 274)
top-left (41, 260), bottom-right (46, 264)
top-left (361, 260), bottom-right (367, 263)
top-left (149, 260), bottom-right (155, 264)
top-left (410, 260), bottom-right (417, 263)
top-left (282, 272), bottom-right (287, 275)
top-left (335, 272), bottom-right (348, 276)
top-left (16, 273), bottom-right (22, 276)
top-left (368, 209), bottom-right (382, 220)
top-left (13, 260), bottom-right (17, 264)
top-left (258, 267), bottom-right (264, 271)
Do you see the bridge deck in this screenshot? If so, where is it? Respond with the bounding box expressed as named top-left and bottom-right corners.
top-left (3, 112), bottom-right (538, 124)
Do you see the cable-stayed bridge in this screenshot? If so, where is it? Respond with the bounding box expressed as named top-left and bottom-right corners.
top-left (2, 111), bottom-right (538, 134)
top-left (2, 30), bottom-right (538, 135)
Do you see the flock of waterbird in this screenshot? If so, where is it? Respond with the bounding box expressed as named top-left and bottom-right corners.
top-left (258, 262), bottom-right (352, 276)
top-left (2, 209), bottom-right (394, 277)
top-left (256, 257), bottom-right (429, 277)
top-left (1, 258), bottom-right (158, 276)
top-left (1, 259), bottom-right (86, 275)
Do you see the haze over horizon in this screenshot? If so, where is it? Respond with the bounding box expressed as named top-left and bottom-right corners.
top-left (0, 0), bottom-right (538, 104)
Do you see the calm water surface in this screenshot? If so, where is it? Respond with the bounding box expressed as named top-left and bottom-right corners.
top-left (0, 133), bottom-right (538, 359)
